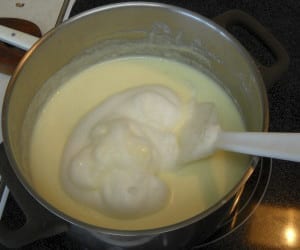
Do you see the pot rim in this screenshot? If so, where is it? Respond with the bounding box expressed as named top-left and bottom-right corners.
top-left (2, 1), bottom-right (269, 236)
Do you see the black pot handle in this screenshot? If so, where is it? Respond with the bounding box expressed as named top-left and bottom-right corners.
top-left (0, 144), bottom-right (69, 248)
top-left (213, 9), bottom-right (289, 89)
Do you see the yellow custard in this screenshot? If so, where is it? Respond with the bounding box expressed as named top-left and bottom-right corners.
top-left (28, 56), bottom-right (249, 230)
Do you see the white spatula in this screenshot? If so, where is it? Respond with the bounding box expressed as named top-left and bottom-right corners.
top-left (178, 103), bottom-right (300, 163)
top-left (216, 131), bottom-right (300, 162)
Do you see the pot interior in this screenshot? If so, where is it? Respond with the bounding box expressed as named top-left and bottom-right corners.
top-left (3, 3), bottom-right (267, 232)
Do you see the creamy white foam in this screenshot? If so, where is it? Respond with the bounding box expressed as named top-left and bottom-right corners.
top-left (61, 85), bottom-right (220, 217)
top-left (61, 86), bottom-right (178, 217)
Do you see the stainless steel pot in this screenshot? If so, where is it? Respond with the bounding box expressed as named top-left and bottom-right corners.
top-left (0, 2), bottom-right (289, 248)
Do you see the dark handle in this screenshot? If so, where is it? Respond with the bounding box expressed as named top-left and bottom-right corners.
top-left (0, 144), bottom-right (69, 248)
top-left (213, 10), bottom-right (289, 88)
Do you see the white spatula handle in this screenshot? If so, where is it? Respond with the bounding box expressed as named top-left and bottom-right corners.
top-left (0, 25), bottom-right (38, 50)
top-left (216, 132), bottom-right (300, 162)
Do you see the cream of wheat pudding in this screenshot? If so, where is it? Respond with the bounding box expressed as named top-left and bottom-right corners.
top-left (28, 56), bottom-right (249, 230)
